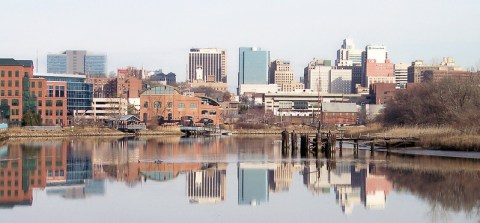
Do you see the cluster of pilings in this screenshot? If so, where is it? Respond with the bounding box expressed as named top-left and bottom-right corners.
top-left (281, 130), bottom-right (337, 159)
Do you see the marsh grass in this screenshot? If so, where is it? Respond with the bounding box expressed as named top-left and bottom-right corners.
top-left (346, 124), bottom-right (480, 151)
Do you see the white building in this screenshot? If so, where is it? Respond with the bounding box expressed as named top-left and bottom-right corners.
top-left (329, 69), bottom-right (352, 94)
top-left (336, 38), bottom-right (363, 66)
top-left (306, 64), bottom-right (331, 93)
top-left (76, 98), bottom-right (128, 120)
top-left (365, 45), bottom-right (388, 63)
top-left (239, 84), bottom-right (279, 95)
top-left (394, 63), bottom-right (408, 88)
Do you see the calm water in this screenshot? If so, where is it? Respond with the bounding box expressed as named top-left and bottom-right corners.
top-left (0, 136), bottom-right (479, 223)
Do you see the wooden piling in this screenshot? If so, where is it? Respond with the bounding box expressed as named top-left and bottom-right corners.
top-left (300, 134), bottom-right (307, 158)
top-left (291, 131), bottom-right (298, 152)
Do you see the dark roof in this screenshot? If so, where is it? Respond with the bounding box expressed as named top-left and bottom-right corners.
top-left (17, 60), bottom-right (34, 68)
top-left (0, 58), bottom-right (34, 67)
top-left (108, 115), bottom-right (141, 122)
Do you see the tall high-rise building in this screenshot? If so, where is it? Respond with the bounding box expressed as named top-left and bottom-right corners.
top-left (394, 63), bottom-right (409, 88)
top-left (188, 48), bottom-right (227, 83)
top-left (269, 60), bottom-right (304, 92)
top-left (336, 38), bottom-right (364, 91)
top-left (303, 59), bottom-right (331, 93)
top-left (238, 47), bottom-right (270, 94)
top-left (336, 38), bottom-right (363, 67)
top-left (362, 45), bottom-right (395, 88)
top-left (47, 50), bottom-right (107, 76)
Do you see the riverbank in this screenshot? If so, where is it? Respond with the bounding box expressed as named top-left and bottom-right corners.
top-left (4, 126), bottom-right (184, 139)
top-left (344, 124), bottom-right (480, 152)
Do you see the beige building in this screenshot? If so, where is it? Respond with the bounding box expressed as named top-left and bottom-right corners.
top-left (190, 80), bottom-right (228, 92)
top-left (269, 60), bottom-right (304, 92)
top-left (75, 98), bottom-right (128, 120)
top-left (407, 57), bottom-right (463, 83)
top-left (188, 48), bottom-right (227, 83)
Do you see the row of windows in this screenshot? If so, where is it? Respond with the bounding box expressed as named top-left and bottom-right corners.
top-left (31, 81), bottom-right (43, 88)
top-left (10, 109), bottom-right (19, 116)
top-left (0, 70), bottom-right (20, 78)
top-left (0, 80), bottom-right (20, 87)
top-left (144, 101), bottom-right (198, 109)
top-left (0, 90), bottom-right (20, 97)
top-left (0, 190), bottom-right (20, 197)
top-left (38, 100), bottom-right (63, 107)
top-left (39, 109), bottom-right (64, 116)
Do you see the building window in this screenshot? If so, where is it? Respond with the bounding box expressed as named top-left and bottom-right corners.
top-left (167, 102), bottom-right (173, 108)
top-left (48, 85), bottom-right (54, 97)
top-left (38, 91), bottom-right (42, 97)
top-left (55, 100), bottom-right (63, 106)
top-left (38, 82), bottom-right (42, 88)
top-left (0, 90), bottom-right (3, 96)
top-left (46, 100), bottom-right (52, 107)
top-left (7, 90), bottom-right (11, 96)
top-left (11, 99), bottom-right (19, 106)
top-left (55, 86), bottom-right (65, 97)
top-left (201, 110), bottom-right (208, 115)
top-left (32, 82), bottom-right (35, 88)
top-left (143, 101), bottom-right (148, 108)
top-left (8, 80), bottom-right (12, 87)
top-left (190, 103), bottom-right (197, 108)
top-left (153, 101), bottom-right (161, 109)
top-left (8, 71), bottom-right (12, 77)
top-left (0, 71), bottom-right (3, 77)
top-left (15, 80), bottom-right (19, 87)
top-left (209, 110), bottom-right (217, 115)
top-left (15, 71), bottom-right (19, 77)
top-left (0, 80), bottom-right (3, 87)
top-left (14, 90), bottom-right (19, 96)
top-left (178, 103), bottom-right (185, 108)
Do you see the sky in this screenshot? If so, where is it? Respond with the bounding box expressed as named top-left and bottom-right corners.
top-left (1, 0), bottom-right (479, 91)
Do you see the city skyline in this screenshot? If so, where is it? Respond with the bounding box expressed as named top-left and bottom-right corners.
top-left (1, 0), bottom-right (479, 92)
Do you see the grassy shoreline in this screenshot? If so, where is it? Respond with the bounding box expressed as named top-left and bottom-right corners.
top-left (344, 124), bottom-right (480, 152)
top-left (3, 125), bottom-right (480, 152)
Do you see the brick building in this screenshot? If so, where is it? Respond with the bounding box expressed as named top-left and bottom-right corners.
top-left (140, 85), bottom-right (223, 126)
top-left (422, 70), bottom-right (476, 82)
top-left (369, 83), bottom-right (396, 104)
top-left (0, 59), bottom-right (68, 126)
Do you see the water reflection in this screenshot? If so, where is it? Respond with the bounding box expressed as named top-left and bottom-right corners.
top-left (0, 136), bottom-right (479, 221)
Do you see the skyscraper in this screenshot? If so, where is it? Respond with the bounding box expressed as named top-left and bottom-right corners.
top-left (238, 47), bottom-right (270, 93)
top-left (362, 45), bottom-right (395, 88)
top-left (304, 59), bottom-right (331, 93)
top-left (188, 48), bottom-right (227, 83)
top-left (47, 50), bottom-right (107, 76)
top-left (336, 38), bottom-right (363, 67)
top-left (336, 38), bottom-right (364, 91)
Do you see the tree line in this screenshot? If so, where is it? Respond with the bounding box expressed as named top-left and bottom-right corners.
top-left (378, 75), bottom-right (480, 132)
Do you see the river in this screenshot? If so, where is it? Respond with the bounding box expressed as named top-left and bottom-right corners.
top-left (0, 136), bottom-right (479, 223)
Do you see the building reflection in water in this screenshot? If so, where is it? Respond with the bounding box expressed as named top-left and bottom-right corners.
top-left (238, 162), bottom-right (301, 205)
top-left (186, 163), bottom-right (227, 204)
top-left (302, 161), bottom-right (393, 214)
top-left (1, 137), bottom-right (395, 212)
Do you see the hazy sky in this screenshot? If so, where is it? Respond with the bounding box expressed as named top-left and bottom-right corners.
top-left (1, 0), bottom-right (479, 90)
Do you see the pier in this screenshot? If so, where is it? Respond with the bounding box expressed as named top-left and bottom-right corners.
top-left (180, 126), bottom-right (231, 136)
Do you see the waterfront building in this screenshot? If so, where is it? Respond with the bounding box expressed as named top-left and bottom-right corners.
top-left (34, 73), bottom-right (93, 112)
top-left (47, 50), bottom-right (106, 76)
top-left (139, 85), bottom-right (223, 126)
top-left (238, 47), bottom-right (270, 94)
top-left (74, 98), bottom-right (128, 121)
top-left (188, 48), bottom-right (227, 83)
top-left (85, 77), bottom-right (117, 98)
top-left (0, 59), bottom-right (68, 126)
